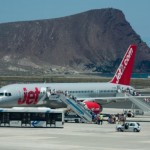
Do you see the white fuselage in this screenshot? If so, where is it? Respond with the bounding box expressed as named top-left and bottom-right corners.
top-left (0, 82), bottom-right (132, 108)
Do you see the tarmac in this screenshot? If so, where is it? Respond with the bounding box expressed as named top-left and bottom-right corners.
top-left (0, 116), bottom-right (150, 150)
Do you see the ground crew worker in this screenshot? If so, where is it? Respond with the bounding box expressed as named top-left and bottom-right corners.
top-left (100, 114), bottom-right (104, 125)
top-left (65, 91), bottom-right (68, 96)
top-left (46, 87), bottom-right (51, 98)
top-left (97, 113), bottom-right (100, 125)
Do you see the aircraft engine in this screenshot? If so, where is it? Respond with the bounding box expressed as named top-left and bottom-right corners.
top-left (83, 101), bottom-right (102, 114)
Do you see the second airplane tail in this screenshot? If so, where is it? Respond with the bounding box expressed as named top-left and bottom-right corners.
top-left (110, 44), bottom-right (137, 85)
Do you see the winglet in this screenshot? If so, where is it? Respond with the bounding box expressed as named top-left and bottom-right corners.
top-left (110, 44), bottom-right (137, 85)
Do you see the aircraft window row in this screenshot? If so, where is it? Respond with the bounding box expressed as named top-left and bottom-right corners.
top-left (68, 90), bottom-right (116, 93)
top-left (41, 91), bottom-right (46, 94)
top-left (0, 93), bottom-right (11, 96)
top-left (100, 90), bottom-right (115, 92)
top-left (5, 93), bottom-right (12, 96)
top-left (69, 91), bottom-right (94, 94)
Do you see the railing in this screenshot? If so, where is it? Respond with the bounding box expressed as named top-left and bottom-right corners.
top-left (126, 93), bottom-right (150, 112)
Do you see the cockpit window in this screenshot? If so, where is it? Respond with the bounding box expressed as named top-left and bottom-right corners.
top-left (0, 93), bottom-right (4, 96)
top-left (5, 93), bottom-right (12, 96)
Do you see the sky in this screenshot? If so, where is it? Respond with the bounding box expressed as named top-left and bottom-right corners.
top-left (0, 0), bottom-right (150, 46)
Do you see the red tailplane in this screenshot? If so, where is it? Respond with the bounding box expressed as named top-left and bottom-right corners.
top-left (110, 44), bottom-right (137, 85)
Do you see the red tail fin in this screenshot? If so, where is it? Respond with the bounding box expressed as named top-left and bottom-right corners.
top-left (110, 44), bottom-right (137, 85)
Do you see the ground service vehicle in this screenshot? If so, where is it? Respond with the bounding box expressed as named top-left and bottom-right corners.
top-left (116, 122), bottom-right (141, 132)
top-left (64, 112), bottom-right (84, 123)
top-left (0, 107), bottom-right (64, 128)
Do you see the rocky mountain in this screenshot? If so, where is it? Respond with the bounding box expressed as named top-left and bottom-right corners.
top-left (0, 8), bottom-right (150, 75)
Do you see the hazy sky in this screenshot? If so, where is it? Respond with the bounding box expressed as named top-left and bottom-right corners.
top-left (0, 0), bottom-right (150, 46)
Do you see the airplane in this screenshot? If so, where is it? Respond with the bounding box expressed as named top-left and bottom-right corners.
top-left (0, 44), bottom-right (147, 114)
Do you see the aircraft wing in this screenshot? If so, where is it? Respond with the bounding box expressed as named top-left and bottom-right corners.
top-left (77, 95), bottom-right (150, 105)
top-left (135, 88), bottom-right (150, 95)
top-left (135, 88), bottom-right (150, 92)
